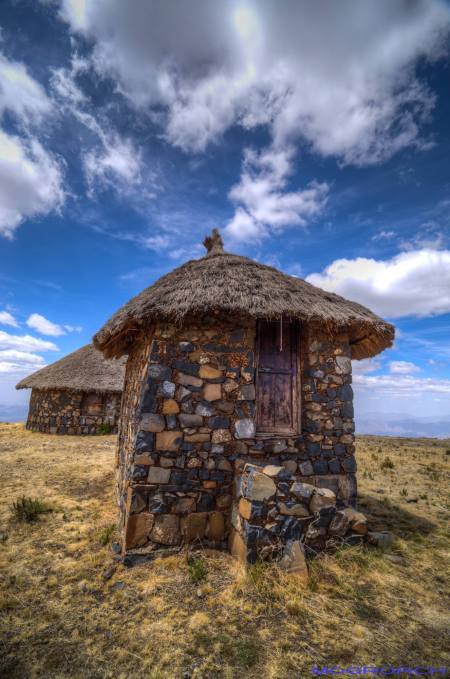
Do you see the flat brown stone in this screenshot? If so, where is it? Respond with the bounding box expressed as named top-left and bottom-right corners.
top-left (176, 373), bottom-right (203, 388)
top-left (199, 365), bottom-right (223, 379)
top-left (229, 528), bottom-right (247, 565)
top-left (203, 383), bottom-right (222, 402)
top-left (150, 514), bottom-right (180, 545)
top-left (207, 512), bottom-right (225, 541)
top-left (279, 540), bottom-right (309, 581)
top-left (125, 512), bottom-right (154, 549)
top-left (162, 399), bottom-right (179, 414)
top-left (278, 502), bottom-right (310, 517)
top-left (156, 431), bottom-right (182, 451)
top-left (140, 413), bottom-right (165, 432)
top-left (181, 512), bottom-right (208, 541)
top-left (185, 433), bottom-right (210, 443)
top-left (134, 454), bottom-right (153, 466)
top-left (238, 497), bottom-right (252, 520)
top-left (172, 497), bottom-right (196, 514)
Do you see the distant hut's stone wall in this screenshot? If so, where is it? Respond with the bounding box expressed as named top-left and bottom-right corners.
top-left (119, 314), bottom-right (358, 556)
top-left (27, 388), bottom-right (121, 435)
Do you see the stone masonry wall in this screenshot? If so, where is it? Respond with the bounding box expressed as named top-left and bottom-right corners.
top-left (120, 314), bottom-right (358, 556)
top-left (26, 388), bottom-right (121, 435)
top-left (230, 463), bottom-right (367, 568)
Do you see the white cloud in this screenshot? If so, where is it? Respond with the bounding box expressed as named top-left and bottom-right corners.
top-left (63, 324), bottom-right (82, 333)
top-left (400, 222), bottom-right (447, 251)
top-left (59, 0), bottom-right (88, 31)
top-left (354, 373), bottom-right (450, 396)
top-left (372, 230), bottom-right (396, 241)
top-left (352, 358), bottom-right (382, 375)
top-left (57, 0), bottom-right (449, 163)
top-left (226, 146), bottom-right (328, 242)
top-left (0, 349), bottom-right (46, 375)
top-left (0, 53), bottom-right (51, 125)
top-left (26, 313), bottom-right (66, 337)
top-left (389, 360), bottom-right (421, 374)
top-left (0, 53), bottom-right (64, 238)
top-left (0, 311), bottom-right (19, 328)
top-left (306, 248), bottom-right (450, 318)
top-left (51, 58), bottom-right (87, 105)
top-left (83, 136), bottom-right (142, 196)
top-left (0, 330), bottom-right (58, 352)
top-left (50, 59), bottom-right (148, 199)
top-left (0, 131), bottom-right (65, 237)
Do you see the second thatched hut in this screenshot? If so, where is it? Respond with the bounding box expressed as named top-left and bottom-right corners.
top-left (16, 344), bottom-right (126, 435)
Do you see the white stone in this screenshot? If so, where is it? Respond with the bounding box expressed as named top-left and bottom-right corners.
top-left (290, 482), bottom-right (316, 501)
top-left (336, 356), bottom-right (351, 374)
top-left (262, 465), bottom-right (285, 477)
top-left (309, 488), bottom-right (336, 513)
top-left (147, 467), bottom-right (171, 484)
top-left (245, 472), bottom-right (276, 501)
top-left (234, 418), bottom-right (255, 439)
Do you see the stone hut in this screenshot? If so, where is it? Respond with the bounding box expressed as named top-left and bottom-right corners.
top-left (16, 344), bottom-right (126, 435)
top-left (93, 230), bottom-right (394, 565)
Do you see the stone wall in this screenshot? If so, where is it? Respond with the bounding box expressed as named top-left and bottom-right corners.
top-left (230, 463), bottom-right (367, 568)
top-left (26, 388), bottom-right (121, 435)
top-left (119, 314), bottom-right (358, 558)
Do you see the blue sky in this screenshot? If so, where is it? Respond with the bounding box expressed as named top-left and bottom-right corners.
top-left (1, 0), bottom-right (450, 432)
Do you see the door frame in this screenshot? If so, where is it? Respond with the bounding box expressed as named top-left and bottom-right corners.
top-left (254, 318), bottom-right (301, 438)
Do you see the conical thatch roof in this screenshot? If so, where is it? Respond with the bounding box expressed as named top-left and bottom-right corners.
top-left (93, 230), bottom-right (394, 360)
top-left (16, 344), bottom-right (126, 393)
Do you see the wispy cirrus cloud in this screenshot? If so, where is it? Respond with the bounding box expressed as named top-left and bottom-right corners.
top-left (0, 310), bottom-right (19, 328)
top-left (50, 57), bottom-right (153, 201)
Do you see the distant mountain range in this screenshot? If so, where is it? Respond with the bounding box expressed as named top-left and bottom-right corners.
top-left (1, 404), bottom-right (449, 438)
top-left (0, 404), bottom-right (29, 423)
top-left (357, 413), bottom-right (450, 439)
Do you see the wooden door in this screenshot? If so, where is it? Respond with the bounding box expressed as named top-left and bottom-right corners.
top-left (81, 392), bottom-right (104, 416)
top-left (255, 320), bottom-right (299, 435)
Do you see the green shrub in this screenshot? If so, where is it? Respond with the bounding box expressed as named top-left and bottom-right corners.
top-left (187, 556), bottom-right (208, 583)
top-left (99, 524), bottom-right (116, 546)
top-left (98, 423), bottom-right (111, 435)
top-left (381, 457), bottom-right (395, 470)
top-left (10, 496), bottom-right (53, 523)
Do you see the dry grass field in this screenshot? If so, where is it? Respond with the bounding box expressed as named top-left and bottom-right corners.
top-left (0, 422), bottom-right (449, 678)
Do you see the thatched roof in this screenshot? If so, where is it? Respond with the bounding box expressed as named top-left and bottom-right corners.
top-left (93, 229), bottom-right (394, 360)
top-left (16, 344), bottom-right (126, 393)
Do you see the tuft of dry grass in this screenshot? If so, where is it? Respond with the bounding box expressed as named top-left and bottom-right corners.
top-left (0, 423), bottom-right (449, 678)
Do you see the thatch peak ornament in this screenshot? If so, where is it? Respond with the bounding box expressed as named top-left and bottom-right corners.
top-left (203, 228), bottom-right (224, 256)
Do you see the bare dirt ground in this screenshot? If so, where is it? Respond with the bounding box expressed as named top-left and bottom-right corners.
top-left (0, 422), bottom-right (449, 678)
